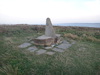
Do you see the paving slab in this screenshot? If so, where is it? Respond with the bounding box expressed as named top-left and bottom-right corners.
top-left (18, 43), bottom-right (31, 48)
top-left (62, 40), bottom-right (69, 44)
top-left (57, 43), bottom-right (72, 50)
top-left (36, 49), bottom-right (46, 55)
top-left (45, 46), bottom-right (53, 49)
top-left (27, 46), bottom-right (38, 52)
top-left (46, 52), bottom-right (55, 55)
top-left (52, 48), bottom-right (64, 52)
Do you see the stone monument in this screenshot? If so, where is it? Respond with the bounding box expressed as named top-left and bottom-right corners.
top-left (33, 18), bottom-right (62, 46)
top-left (45, 18), bottom-right (56, 38)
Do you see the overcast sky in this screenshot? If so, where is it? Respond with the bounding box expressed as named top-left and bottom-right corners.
top-left (0, 0), bottom-right (100, 24)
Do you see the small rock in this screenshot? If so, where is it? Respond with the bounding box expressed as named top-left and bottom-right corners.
top-left (18, 43), bottom-right (31, 48)
top-left (51, 44), bottom-right (55, 47)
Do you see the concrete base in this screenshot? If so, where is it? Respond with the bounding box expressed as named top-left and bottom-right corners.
top-left (33, 34), bottom-right (62, 46)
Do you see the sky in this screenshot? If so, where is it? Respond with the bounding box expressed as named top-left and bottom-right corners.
top-left (0, 0), bottom-right (100, 24)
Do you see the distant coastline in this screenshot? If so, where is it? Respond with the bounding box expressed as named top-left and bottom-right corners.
top-left (0, 23), bottom-right (100, 28)
top-left (55, 23), bottom-right (100, 28)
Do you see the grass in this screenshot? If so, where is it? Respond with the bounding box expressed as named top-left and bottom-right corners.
top-left (0, 25), bottom-right (100, 75)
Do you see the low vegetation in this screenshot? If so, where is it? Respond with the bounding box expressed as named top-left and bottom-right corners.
top-left (0, 25), bottom-right (100, 75)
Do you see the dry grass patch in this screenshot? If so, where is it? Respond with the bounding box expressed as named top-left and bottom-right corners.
top-left (0, 64), bottom-right (19, 75)
top-left (64, 33), bottom-right (79, 40)
top-left (86, 36), bottom-right (100, 42)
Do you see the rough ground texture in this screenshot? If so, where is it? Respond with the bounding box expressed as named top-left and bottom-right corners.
top-left (0, 25), bottom-right (100, 75)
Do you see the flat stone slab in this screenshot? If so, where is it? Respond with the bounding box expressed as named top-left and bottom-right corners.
top-left (27, 46), bottom-right (38, 52)
top-left (57, 43), bottom-right (72, 50)
top-left (36, 49), bottom-right (46, 55)
top-left (45, 46), bottom-right (53, 49)
top-left (18, 43), bottom-right (31, 48)
top-left (62, 40), bottom-right (69, 44)
top-left (52, 48), bottom-right (64, 52)
top-left (45, 52), bottom-right (55, 55)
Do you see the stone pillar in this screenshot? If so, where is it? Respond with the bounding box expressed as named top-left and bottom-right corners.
top-left (45, 18), bottom-right (56, 38)
top-left (33, 18), bottom-right (62, 46)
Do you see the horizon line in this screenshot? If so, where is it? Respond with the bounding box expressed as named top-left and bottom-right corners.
top-left (0, 23), bottom-right (100, 25)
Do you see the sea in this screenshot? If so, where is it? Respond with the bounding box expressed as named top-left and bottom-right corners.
top-left (54, 23), bottom-right (100, 28)
top-left (0, 23), bottom-right (100, 28)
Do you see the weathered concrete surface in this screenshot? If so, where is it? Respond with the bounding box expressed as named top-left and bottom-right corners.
top-left (36, 49), bottom-right (46, 55)
top-left (33, 35), bottom-right (54, 46)
top-left (27, 46), bottom-right (38, 52)
top-left (52, 48), bottom-right (64, 52)
top-left (46, 52), bottom-right (55, 55)
top-left (18, 43), bottom-right (31, 48)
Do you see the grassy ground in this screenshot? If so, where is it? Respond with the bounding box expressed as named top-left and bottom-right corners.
top-left (0, 25), bottom-right (100, 75)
